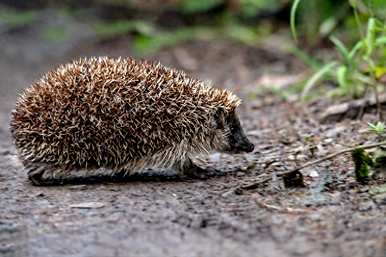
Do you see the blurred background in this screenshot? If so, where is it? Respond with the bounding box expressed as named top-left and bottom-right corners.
top-left (0, 0), bottom-right (385, 122)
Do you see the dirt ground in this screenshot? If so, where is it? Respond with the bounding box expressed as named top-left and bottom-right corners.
top-left (1, 14), bottom-right (386, 257)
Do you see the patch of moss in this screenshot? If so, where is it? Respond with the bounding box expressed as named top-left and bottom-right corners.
top-left (351, 148), bottom-right (373, 183)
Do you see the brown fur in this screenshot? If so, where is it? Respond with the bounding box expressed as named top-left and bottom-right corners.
top-left (10, 57), bottom-right (241, 180)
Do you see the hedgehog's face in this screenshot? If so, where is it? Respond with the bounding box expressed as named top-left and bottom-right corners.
top-left (213, 108), bottom-right (254, 154)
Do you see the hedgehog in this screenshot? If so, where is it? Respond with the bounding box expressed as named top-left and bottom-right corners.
top-left (10, 57), bottom-right (254, 185)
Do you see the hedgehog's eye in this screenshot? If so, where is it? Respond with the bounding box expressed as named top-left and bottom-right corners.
top-left (214, 107), bottom-right (226, 129)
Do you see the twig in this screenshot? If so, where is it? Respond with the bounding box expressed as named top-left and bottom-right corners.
top-left (235, 140), bottom-right (386, 191)
top-left (320, 93), bottom-right (386, 122)
top-left (286, 140), bottom-right (386, 173)
top-left (253, 195), bottom-right (310, 214)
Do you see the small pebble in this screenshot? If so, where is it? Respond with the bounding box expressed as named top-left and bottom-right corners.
top-left (323, 138), bottom-right (334, 144)
top-left (288, 155), bottom-right (296, 161)
top-left (296, 154), bottom-right (307, 161)
top-left (70, 202), bottom-right (105, 209)
top-left (309, 170), bottom-right (319, 178)
top-left (358, 201), bottom-right (375, 211)
top-left (35, 192), bottom-right (45, 197)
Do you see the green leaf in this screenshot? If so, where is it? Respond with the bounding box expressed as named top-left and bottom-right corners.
top-left (365, 18), bottom-right (376, 57)
top-left (290, 0), bottom-right (302, 43)
top-left (330, 36), bottom-right (351, 65)
top-left (0, 8), bottom-right (38, 28)
top-left (179, 0), bottom-right (222, 13)
top-left (319, 17), bottom-right (338, 37)
top-left (365, 0), bottom-right (386, 20)
top-left (368, 121), bottom-right (386, 134)
top-left (348, 40), bottom-right (365, 59)
top-left (375, 36), bottom-right (386, 46)
top-left (301, 62), bottom-right (337, 100)
top-left (374, 66), bottom-right (386, 79)
top-left (336, 65), bottom-right (348, 90)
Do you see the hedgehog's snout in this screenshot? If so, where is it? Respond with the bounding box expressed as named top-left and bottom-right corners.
top-left (238, 140), bottom-right (254, 153)
top-left (223, 111), bottom-right (255, 154)
top-left (230, 132), bottom-right (254, 153)
top-left (248, 143), bottom-right (255, 152)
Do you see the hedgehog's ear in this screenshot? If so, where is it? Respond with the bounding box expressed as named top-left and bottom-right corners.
top-left (214, 107), bottom-right (226, 129)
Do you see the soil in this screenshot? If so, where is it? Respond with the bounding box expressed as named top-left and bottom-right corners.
top-left (1, 13), bottom-right (386, 257)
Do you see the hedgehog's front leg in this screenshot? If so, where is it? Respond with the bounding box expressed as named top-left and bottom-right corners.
top-left (174, 157), bottom-right (209, 178)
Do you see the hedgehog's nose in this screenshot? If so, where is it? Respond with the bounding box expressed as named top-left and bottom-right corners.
top-left (245, 142), bottom-right (255, 153)
top-left (236, 141), bottom-right (254, 153)
top-left (234, 138), bottom-right (254, 153)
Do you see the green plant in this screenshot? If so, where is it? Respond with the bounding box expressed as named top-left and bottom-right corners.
top-left (352, 148), bottom-right (372, 183)
top-left (94, 14), bottom-right (264, 55)
top-left (179, 0), bottom-right (284, 18)
top-left (291, 0), bottom-right (351, 45)
top-left (133, 22), bottom-right (262, 55)
top-left (92, 1), bottom-right (274, 55)
top-left (368, 121), bottom-right (386, 135)
top-left (0, 7), bottom-right (38, 29)
top-left (292, 0), bottom-right (386, 100)
top-left (94, 20), bottom-right (155, 39)
top-left (238, 0), bottom-right (282, 18)
top-left (179, 0), bottom-right (223, 13)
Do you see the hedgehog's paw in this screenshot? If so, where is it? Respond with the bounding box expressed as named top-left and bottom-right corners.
top-left (175, 158), bottom-right (225, 179)
top-left (25, 163), bottom-right (66, 186)
top-left (26, 163), bottom-right (119, 185)
top-left (175, 158), bottom-right (208, 178)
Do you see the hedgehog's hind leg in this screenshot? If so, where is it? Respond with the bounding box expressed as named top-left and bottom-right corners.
top-left (25, 162), bottom-right (69, 186)
top-left (25, 162), bottom-right (109, 186)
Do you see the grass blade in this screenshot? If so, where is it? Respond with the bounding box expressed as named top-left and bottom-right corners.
top-left (330, 36), bottom-right (350, 65)
top-left (290, 0), bottom-right (302, 43)
top-left (301, 61), bottom-right (337, 100)
top-left (336, 65), bottom-right (348, 91)
top-left (288, 47), bottom-right (322, 70)
top-left (348, 40), bottom-right (364, 59)
top-left (366, 18), bottom-right (376, 57)
top-left (375, 36), bottom-right (386, 46)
